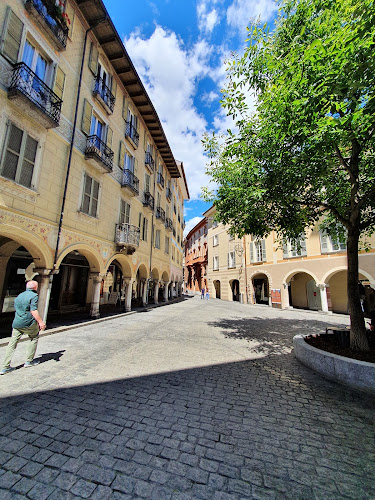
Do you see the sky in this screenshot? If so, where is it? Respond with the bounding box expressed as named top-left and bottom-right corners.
top-left (102, 0), bottom-right (279, 236)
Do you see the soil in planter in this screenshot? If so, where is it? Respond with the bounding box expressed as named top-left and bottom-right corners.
top-left (305, 333), bottom-right (375, 363)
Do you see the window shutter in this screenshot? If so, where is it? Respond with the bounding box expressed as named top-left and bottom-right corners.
top-left (261, 240), bottom-right (266, 262)
top-left (90, 179), bottom-right (99, 217)
top-left (138, 212), bottom-right (143, 228)
top-left (125, 202), bottom-right (130, 224)
top-left (65, 1), bottom-right (75, 38)
top-left (81, 99), bottom-right (92, 135)
top-left (233, 252), bottom-right (236, 267)
top-left (227, 253), bottom-right (230, 268)
top-left (320, 232), bottom-right (328, 253)
top-left (106, 126), bottom-right (113, 149)
top-left (82, 173), bottom-right (91, 214)
top-left (53, 66), bottom-right (65, 100)
top-left (134, 158), bottom-right (138, 177)
top-left (1, 8), bottom-right (23, 63)
top-left (19, 135), bottom-right (37, 188)
top-left (111, 77), bottom-right (117, 99)
top-left (2, 123), bottom-right (22, 181)
top-left (283, 241), bottom-right (288, 259)
top-left (88, 42), bottom-right (98, 74)
top-left (119, 141), bottom-right (125, 168)
top-left (122, 96), bottom-right (127, 120)
top-left (250, 242), bottom-right (254, 263)
top-left (300, 238), bottom-right (307, 256)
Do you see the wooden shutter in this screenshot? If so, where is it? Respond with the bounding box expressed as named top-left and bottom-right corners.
top-left (65, 1), bottom-right (75, 38)
top-left (90, 179), bottom-right (99, 217)
top-left (320, 232), bottom-right (328, 253)
top-left (111, 77), bottom-right (117, 99)
top-left (88, 42), bottom-right (98, 74)
top-left (81, 99), bottom-right (92, 135)
top-left (106, 127), bottom-right (113, 149)
top-left (261, 240), bottom-right (266, 262)
top-left (283, 241), bottom-right (289, 259)
top-left (135, 158), bottom-right (138, 178)
top-left (1, 8), bottom-right (23, 63)
top-left (300, 238), bottom-right (307, 256)
top-left (53, 67), bottom-right (65, 100)
top-left (250, 242), bottom-right (254, 263)
top-left (2, 122), bottom-right (22, 181)
top-left (119, 141), bottom-right (125, 168)
top-left (122, 96), bottom-right (127, 120)
top-left (82, 174), bottom-right (91, 214)
top-left (20, 135), bottom-right (37, 188)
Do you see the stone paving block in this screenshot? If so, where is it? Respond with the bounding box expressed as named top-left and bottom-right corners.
top-left (112, 474), bottom-right (136, 494)
top-left (11, 476), bottom-right (37, 494)
top-left (3, 456), bottom-right (28, 473)
top-left (27, 482), bottom-right (57, 500)
top-left (34, 466), bottom-right (60, 484)
top-left (52, 471), bottom-right (77, 491)
top-left (18, 461), bottom-right (44, 478)
top-left (70, 478), bottom-right (97, 498)
top-left (134, 479), bottom-right (155, 498)
top-left (0, 470), bottom-right (22, 489)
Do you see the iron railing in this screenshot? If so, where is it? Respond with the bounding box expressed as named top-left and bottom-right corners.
top-left (85, 135), bottom-right (114, 170)
top-left (121, 169), bottom-right (139, 194)
top-left (115, 223), bottom-right (140, 247)
top-left (93, 76), bottom-right (115, 112)
top-left (125, 121), bottom-right (139, 147)
top-left (165, 218), bottom-right (173, 231)
top-left (166, 187), bottom-right (172, 200)
top-left (25, 0), bottom-right (69, 49)
top-left (145, 151), bottom-right (155, 171)
top-left (157, 173), bottom-right (165, 188)
top-left (8, 62), bottom-right (62, 125)
top-left (156, 207), bottom-right (165, 222)
top-left (143, 191), bottom-right (155, 210)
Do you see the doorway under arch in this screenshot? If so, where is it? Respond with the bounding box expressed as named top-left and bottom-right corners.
top-left (252, 274), bottom-right (269, 305)
top-left (213, 280), bottom-right (221, 299)
top-left (231, 279), bottom-right (240, 302)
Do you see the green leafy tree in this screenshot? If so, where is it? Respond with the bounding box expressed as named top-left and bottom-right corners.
top-left (203, 0), bottom-right (375, 350)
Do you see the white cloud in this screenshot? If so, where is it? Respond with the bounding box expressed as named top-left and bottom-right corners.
top-left (197, 1), bottom-right (221, 34)
top-left (201, 90), bottom-right (219, 105)
top-left (184, 216), bottom-right (204, 237)
top-left (125, 27), bottom-right (216, 200)
top-left (227, 0), bottom-right (278, 35)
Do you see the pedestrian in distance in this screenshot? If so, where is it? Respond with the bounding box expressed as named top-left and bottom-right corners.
top-left (1, 280), bottom-right (46, 375)
top-left (205, 288), bottom-right (210, 300)
top-left (201, 287), bottom-right (205, 299)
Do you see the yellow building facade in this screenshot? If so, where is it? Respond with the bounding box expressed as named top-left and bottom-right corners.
top-left (0, 0), bottom-right (188, 322)
top-left (204, 207), bottom-right (375, 316)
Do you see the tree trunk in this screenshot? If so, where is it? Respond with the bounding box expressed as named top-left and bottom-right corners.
top-left (347, 227), bottom-right (369, 351)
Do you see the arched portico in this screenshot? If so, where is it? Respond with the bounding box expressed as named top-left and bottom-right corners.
top-left (282, 270), bottom-right (320, 311)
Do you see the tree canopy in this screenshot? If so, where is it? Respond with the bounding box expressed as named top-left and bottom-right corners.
top-left (203, 0), bottom-right (375, 350)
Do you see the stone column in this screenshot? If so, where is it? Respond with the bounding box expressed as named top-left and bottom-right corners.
top-left (0, 256), bottom-right (10, 312)
top-left (142, 279), bottom-right (148, 306)
top-left (123, 278), bottom-right (133, 312)
top-left (90, 273), bottom-right (102, 318)
top-left (163, 281), bottom-right (169, 302)
top-left (282, 282), bottom-right (290, 309)
top-left (35, 268), bottom-right (53, 323)
top-left (318, 283), bottom-right (329, 313)
top-left (154, 281), bottom-right (160, 305)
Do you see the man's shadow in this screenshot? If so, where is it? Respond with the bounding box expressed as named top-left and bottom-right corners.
top-left (37, 350), bottom-right (66, 364)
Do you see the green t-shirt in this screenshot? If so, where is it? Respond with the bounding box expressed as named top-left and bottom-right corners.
top-left (12, 289), bottom-right (38, 329)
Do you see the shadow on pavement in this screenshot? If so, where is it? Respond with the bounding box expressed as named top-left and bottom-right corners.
top-left (37, 350), bottom-right (66, 364)
top-left (207, 317), bottom-right (347, 356)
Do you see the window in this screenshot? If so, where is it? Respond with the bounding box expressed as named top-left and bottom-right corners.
top-left (81, 173), bottom-right (99, 217)
top-left (155, 229), bottom-right (161, 249)
top-left (157, 191), bottom-right (161, 208)
top-left (228, 251), bottom-right (236, 268)
top-left (23, 40), bottom-right (49, 83)
top-left (320, 231), bottom-right (346, 253)
top-left (250, 239), bottom-right (266, 263)
top-left (120, 199), bottom-right (130, 224)
top-left (283, 237), bottom-right (307, 258)
top-left (166, 204), bottom-right (170, 219)
top-left (165, 236), bottom-right (169, 254)
top-left (144, 173), bottom-right (150, 193)
top-left (1, 122), bottom-right (38, 189)
top-left (172, 246), bottom-right (175, 261)
top-left (213, 234), bottom-right (219, 247)
top-left (213, 255), bottom-right (219, 270)
top-left (90, 114), bottom-right (105, 140)
top-left (142, 216), bottom-right (148, 241)
top-left (125, 151), bottom-right (135, 172)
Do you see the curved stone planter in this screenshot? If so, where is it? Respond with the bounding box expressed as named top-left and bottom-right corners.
top-left (293, 334), bottom-right (375, 396)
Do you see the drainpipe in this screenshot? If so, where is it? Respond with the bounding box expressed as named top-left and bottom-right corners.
top-left (52, 18), bottom-right (108, 272)
top-left (147, 153), bottom-right (157, 304)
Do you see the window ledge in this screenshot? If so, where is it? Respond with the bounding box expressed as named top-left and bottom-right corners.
top-left (0, 177), bottom-right (38, 203)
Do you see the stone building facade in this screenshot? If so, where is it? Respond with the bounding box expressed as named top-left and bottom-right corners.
top-left (0, 0), bottom-right (189, 322)
top-left (184, 218), bottom-right (208, 294)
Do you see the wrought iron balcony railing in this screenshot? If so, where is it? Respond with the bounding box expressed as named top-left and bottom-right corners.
top-left (166, 187), bottom-right (172, 201)
top-left (93, 76), bottom-right (115, 113)
top-left (25, 0), bottom-right (69, 49)
top-left (85, 135), bottom-right (114, 170)
top-left (144, 151), bottom-right (155, 171)
top-left (143, 191), bottom-right (155, 210)
top-left (157, 173), bottom-right (165, 189)
top-left (8, 63), bottom-right (62, 126)
top-left (115, 223), bottom-right (140, 247)
top-left (165, 218), bottom-right (173, 231)
top-left (178, 214), bottom-right (181, 223)
top-left (121, 169), bottom-right (139, 194)
top-left (125, 121), bottom-right (139, 147)
top-left (156, 207), bottom-right (165, 222)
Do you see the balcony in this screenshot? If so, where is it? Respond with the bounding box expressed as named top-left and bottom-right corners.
top-left (8, 63), bottom-right (62, 128)
top-left (145, 151), bottom-right (155, 172)
top-left (115, 223), bottom-right (140, 255)
top-left (93, 76), bottom-right (115, 114)
top-left (121, 169), bottom-right (139, 196)
top-left (166, 187), bottom-right (172, 201)
top-left (125, 121), bottom-right (139, 148)
top-left (157, 173), bottom-right (165, 189)
top-left (84, 135), bottom-right (113, 171)
top-left (165, 218), bottom-right (173, 231)
top-left (156, 206), bottom-right (165, 222)
top-left (25, 0), bottom-right (69, 51)
top-left (143, 192), bottom-right (154, 212)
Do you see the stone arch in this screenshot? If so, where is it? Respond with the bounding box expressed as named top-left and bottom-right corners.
top-left (0, 224), bottom-right (53, 269)
top-left (282, 268), bottom-right (318, 286)
top-left (322, 266), bottom-right (375, 285)
top-left (105, 253), bottom-right (133, 279)
top-left (151, 267), bottom-right (160, 281)
top-left (136, 262), bottom-right (149, 280)
top-left (162, 270), bottom-right (170, 282)
top-left (55, 244), bottom-right (102, 273)
top-left (282, 269), bottom-right (320, 311)
top-left (248, 270), bottom-right (273, 305)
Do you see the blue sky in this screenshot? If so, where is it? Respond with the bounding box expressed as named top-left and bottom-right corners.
top-left (103, 0), bottom-right (279, 235)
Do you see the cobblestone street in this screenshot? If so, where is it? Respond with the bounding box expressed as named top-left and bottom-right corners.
top-left (0, 296), bottom-right (374, 499)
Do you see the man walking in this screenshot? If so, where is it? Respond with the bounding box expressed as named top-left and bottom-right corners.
top-left (1, 280), bottom-right (46, 375)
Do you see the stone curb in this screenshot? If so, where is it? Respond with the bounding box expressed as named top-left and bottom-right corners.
top-left (0, 297), bottom-right (186, 348)
top-left (293, 334), bottom-right (375, 396)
